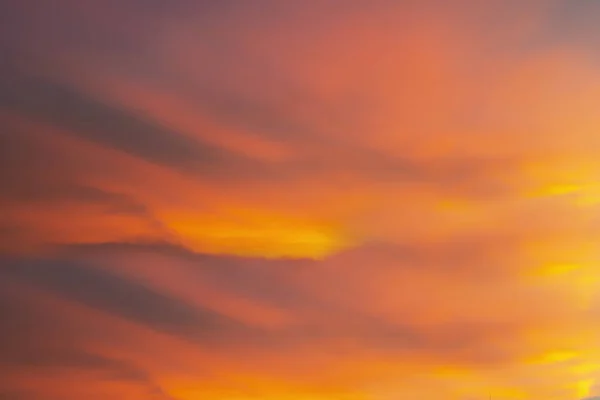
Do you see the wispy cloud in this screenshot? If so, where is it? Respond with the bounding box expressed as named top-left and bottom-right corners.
top-left (1, 1), bottom-right (600, 399)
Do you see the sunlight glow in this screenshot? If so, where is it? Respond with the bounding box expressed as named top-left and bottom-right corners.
top-left (163, 210), bottom-right (350, 259)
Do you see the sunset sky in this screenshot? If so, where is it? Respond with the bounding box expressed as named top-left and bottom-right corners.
top-left (2, 1), bottom-right (600, 399)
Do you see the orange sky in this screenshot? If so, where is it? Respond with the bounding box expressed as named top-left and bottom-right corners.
top-left (1, 1), bottom-right (600, 399)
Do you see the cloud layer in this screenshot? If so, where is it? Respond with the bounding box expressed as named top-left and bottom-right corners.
top-left (1, 1), bottom-right (600, 399)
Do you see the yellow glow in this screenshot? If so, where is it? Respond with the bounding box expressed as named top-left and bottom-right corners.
top-left (576, 189), bottom-right (600, 206)
top-left (537, 183), bottom-right (582, 196)
top-left (574, 378), bottom-right (594, 399)
top-left (487, 386), bottom-right (528, 400)
top-left (531, 263), bottom-right (600, 308)
top-left (534, 263), bottom-right (582, 277)
top-left (530, 350), bottom-right (578, 364)
top-left (532, 182), bottom-right (600, 206)
top-left (162, 209), bottom-right (351, 259)
top-left (569, 363), bottom-right (600, 375)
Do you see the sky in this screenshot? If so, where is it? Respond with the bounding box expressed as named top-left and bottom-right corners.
top-left (2, 1), bottom-right (600, 399)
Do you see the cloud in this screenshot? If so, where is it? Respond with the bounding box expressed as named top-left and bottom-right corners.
top-left (0, 65), bottom-right (272, 181)
top-left (0, 275), bottom-right (176, 400)
top-left (2, 0), bottom-right (600, 398)
top-left (2, 258), bottom-right (254, 346)
top-left (1, 239), bottom-right (594, 398)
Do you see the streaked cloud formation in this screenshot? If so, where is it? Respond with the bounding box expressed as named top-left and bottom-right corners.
top-left (1, 1), bottom-right (600, 399)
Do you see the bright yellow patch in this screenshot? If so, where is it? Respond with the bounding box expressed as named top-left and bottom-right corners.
top-left (532, 182), bottom-right (600, 205)
top-left (534, 263), bottom-right (581, 277)
top-left (532, 350), bottom-right (578, 364)
top-left (162, 208), bottom-right (351, 259)
top-left (573, 378), bottom-right (594, 399)
top-left (538, 183), bottom-right (583, 196)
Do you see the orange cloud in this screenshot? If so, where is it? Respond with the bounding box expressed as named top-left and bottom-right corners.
top-left (2, 0), bottom-right (600, 399)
